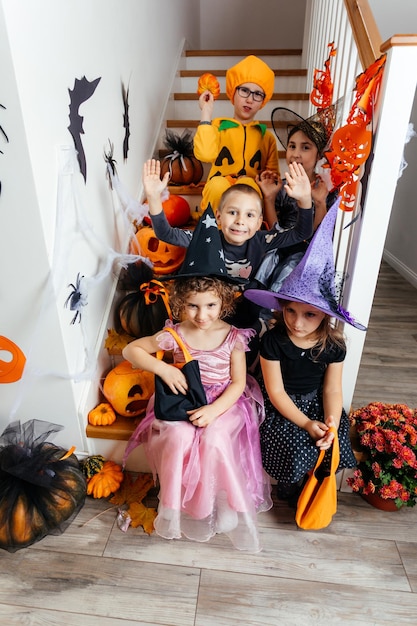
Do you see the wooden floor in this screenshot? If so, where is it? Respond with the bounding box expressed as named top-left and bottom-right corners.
top-left (1, 261), bottom-right (417, 626)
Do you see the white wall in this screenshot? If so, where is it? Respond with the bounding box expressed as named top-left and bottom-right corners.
top-left (369, 0), bottom-right (417, 284)
top-left (0, 0), bottom-right (199, 451)
top-left (200, 0), bottom-right (306, 49)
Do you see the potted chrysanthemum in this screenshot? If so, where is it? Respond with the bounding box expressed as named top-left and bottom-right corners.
top-left (347, 402), bottom-right (417, 509)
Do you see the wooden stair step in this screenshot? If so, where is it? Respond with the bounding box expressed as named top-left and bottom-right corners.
top-left (185, 48), bottom-right (302, 56)
top-left (86, 413), bottom-right (146, 441)
top-left (180, 68), bottom-right (307, 77)
top-left (174, 92), bottom-right (309, 101)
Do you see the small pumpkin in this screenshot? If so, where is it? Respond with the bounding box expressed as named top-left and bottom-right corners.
top-left (134, 226), bottom-right (186, 276)
top-left (81, 455), bottom-right (106, 479)
top-left (197, 73), bottom-right (221, 99)
top-left (160, 129), bottom-right (204, 186)
top-left (103, 360), bottom-right (155, 417)
top-left (86, 460), bottom-right (124, 499)
top-left (88, 403), bottom-right (117, 426)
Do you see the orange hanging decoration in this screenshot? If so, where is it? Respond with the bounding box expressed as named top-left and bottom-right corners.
top-left (0, 336), bottom-right (26, 383)
top-left (331, 125), bottom-right (372, 168)
top-left (323, 54), bottom-right (386, 211)
top-left (310, 42), bottom-right (337, 110)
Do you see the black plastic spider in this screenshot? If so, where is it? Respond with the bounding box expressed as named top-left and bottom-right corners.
top-left (104, 139), bottom-right (117, 188)
top-left (64, 273), bottom-right (87, 324)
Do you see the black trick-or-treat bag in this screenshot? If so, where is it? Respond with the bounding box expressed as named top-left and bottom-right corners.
top-left (0, 419), bottom-right (86, 552)
top-left (154, 327), bottom-right (207, 422)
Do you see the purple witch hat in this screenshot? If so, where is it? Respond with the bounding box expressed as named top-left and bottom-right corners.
top-left (245, 198), bottom-right (366, 330)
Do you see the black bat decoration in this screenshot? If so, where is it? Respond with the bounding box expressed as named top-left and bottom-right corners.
top-left (122, 81), bottom-right (130, 160)
top-left (67, 76), bottom-right (101, 182)
top-left (0, 104), bottom-right (8, 197)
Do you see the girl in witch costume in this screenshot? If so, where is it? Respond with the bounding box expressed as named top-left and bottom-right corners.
top-left (244, 199), bottom-right (365, 504)
top-left (122, 206), bottom-right (272, 552)
top-left (194, 55), bottom-right (279, 212)
top-left (255, 105), bottom-right (341, 293)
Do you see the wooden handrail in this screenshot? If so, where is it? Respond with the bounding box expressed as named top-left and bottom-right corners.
top-left (344, 0), bottom-right (382, 67)
top-left (380, 34), bottom-right (417, 53)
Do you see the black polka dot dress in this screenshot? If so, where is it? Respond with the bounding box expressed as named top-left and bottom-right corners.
top-left (259, 324), bottom-right (357, 484)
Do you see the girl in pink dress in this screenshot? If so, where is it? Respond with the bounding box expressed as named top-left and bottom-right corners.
top-left (122, 275), bottom-right (272, 552)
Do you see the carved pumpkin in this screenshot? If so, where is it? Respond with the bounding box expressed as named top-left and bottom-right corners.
top-left (103, 360), bottom-right (155, 417)
top-left (86, 460), bottom-right (124, 499)
top-left (160, 129), bottom-right (204, 186)
top-left (88, 403), bottom-right (117, 426)
top-left (197, 73), bottom-right (221, 99)
top-left (0, 433), bottom-right (86, 552)
top-left (134, 227), bottom-right (186, 276)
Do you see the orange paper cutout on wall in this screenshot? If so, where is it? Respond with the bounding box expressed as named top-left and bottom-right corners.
top-left (0, 336), bottom-right (26, 383)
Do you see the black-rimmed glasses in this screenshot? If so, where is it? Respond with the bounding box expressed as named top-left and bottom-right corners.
top-left (236, 86), bottom-right (265, 102)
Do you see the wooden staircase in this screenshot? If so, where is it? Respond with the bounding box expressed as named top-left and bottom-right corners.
top-left (160, 49), bottom-right (309, 205)
top-left (87, 49), bottom-right (309, 447)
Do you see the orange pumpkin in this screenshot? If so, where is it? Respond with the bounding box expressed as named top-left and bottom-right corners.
top-left (197, 73), bottom-right (221, 99)
top-left (88, 402), bottom-right (117, 426)
top-left (143, 194), bottom-right (191, 227)
top-left (161, 156), bottom-right (204, 186)
top-left (103, 360), bottom-right (155, 417)
top-left (86, 460), bottom-right (124, 499)
top-left (159, 129), bottom-right (204, 187)
top-left (134, 226), bottom-right (186, 275)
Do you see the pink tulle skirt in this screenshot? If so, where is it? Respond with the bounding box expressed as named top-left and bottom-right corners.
top-left (123, 375), bottom-right (272, 552)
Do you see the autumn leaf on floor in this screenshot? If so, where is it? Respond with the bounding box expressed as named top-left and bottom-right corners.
top-left (109, 472), bottom-right (155, 506)
top-left (128, 501), bottom-right (157, 534)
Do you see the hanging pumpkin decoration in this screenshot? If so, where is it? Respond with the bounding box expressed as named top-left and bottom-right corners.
top-left (102, 360), bottom-right (155, 417)
top-left (133, 226), bottom-right (186, 276)
top-left (0, 419), bottom-right (86, 552)
top-left (88, 403), bottom-right (117, 426)
top-left (160, 129), bottom-right (204, 186)
top-left (86, 460), bottom-right (124, 499)
top-left (197, 73), bottom-right (221, 99)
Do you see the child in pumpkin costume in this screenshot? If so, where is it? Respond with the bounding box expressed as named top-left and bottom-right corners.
top-left (194, 55), bottom-right (279, 212)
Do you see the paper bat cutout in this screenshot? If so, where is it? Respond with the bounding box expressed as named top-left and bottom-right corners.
top-left (122, 81), bottom-right (130, 160)
top-left (0, 103), bottom-right (9, 197)
top-left (67, 76), bottom-right (101, 182)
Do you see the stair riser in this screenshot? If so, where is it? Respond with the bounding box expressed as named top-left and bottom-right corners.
top-left (170, 99), bottom-right (309, 121)
top-left (180, 75), bottom-right (307, 93)
top-left (185, 54), bottom-right (303, 71)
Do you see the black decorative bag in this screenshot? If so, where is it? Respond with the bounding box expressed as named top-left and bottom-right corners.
top-left (154, 327), bottom-right (207, 422)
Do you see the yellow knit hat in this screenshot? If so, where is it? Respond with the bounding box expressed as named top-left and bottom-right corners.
top-left (226, 55), bottom-right (275, 108)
